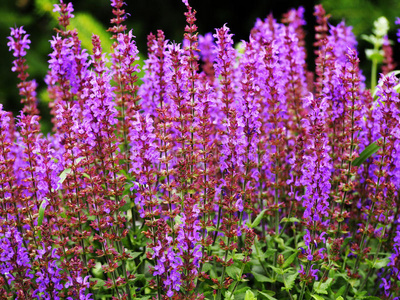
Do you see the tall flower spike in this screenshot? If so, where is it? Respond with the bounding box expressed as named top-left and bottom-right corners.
top-left (198, 33), bottom-right (216, 80)
top-left (0, 105), bottom-right (17, 224)
top-left (53, 0), bottom-right (74, 34)
top-left (139, 30), bottom-right (171, 117)
top-left (7, 26), bottom-right (39, 116)
top-left (313, 4), bottom-right (330, 51)
top-left (396, 18), bottom-right (400, 43)
top-left (297, 92), bottom-right (331, 281)
top-left (108, 0), bottom-right (128, 37)
top-left (213, 24), bottom-right (245, 297)
top-left (238, 40), bottom-right (262, 214)
top-left (382, 35), bottom-right (397, 74)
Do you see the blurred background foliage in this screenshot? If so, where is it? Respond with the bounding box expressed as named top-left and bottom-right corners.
top-left (1, 0), bottom-right (400, 132)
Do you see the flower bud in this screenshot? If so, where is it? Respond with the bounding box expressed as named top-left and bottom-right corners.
top-left (278, 254), bottom-right (285, 266)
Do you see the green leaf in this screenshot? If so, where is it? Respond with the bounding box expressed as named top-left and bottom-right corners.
top-left (126, 251), bottom-right (143, 260)
top-left (258, 291), bottom-right (277, 300)
top-left (89, 278), bottom-right (105, 289)
top-left (119, 199), bottom-right (132, 212)
top-left (91, 262), bottom-right (104, 278)
top-left (37, 199), bottom-right (47, 226)
top-left (235, 286), bottom-right (251, 295)
top-left (283, 272), bottom-right (298, 291)
top-left (202, 262), bottom-right (213, 273)
top-left (365, 49), bottom-right (384, 63)
top-left (174, 214), bottom-right (183, 225)
top-left (245, 290), bottom-right (257, 300)
top-left (313, 278), bottom-right (333, 295)
top-left (226, 265), bottom-right (241, 280)
top-left (352, 139), bottom-right (381, 167)
top-left (269, 265), bottom-right (284, 275)
top-left (58, 167), bottom-right (72, 185)
top-left (250, 209), bottom-right (268, 228)
top-left (335, 285), bottom-right (346, 298)
top-left (281, 252), bottom-right (298, 269)
top-left (336, 297), bottom-right (344, 300)
top-left (253, 272), bottom-right (275, 283)
top-left (372, 258), bottom-right (390, 269)
top-left (273, 237), bottom-right (285, 249)
top-left (311, 295), bottom-right (325, 300)
top-left (360, 297), bottom-right (381, 300)
top-left (280, 217), bottom-right (301, 223)
top-left (37, 199), bottom-right (47, 240)
top-left (225, 290), bottom-right (234, 300)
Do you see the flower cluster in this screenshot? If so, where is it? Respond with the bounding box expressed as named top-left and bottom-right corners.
top-left (3, 0), bottom-right (400, 299)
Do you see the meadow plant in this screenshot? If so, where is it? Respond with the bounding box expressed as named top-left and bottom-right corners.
top-left (2, 0), bottom-right (400, 299)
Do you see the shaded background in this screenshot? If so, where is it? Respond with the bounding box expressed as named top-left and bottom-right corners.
top-left (2, 0), bottom-right (400, 132)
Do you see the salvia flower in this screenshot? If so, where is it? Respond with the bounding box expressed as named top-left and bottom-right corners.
top-left (297, 92), bottom-right (331, 277)
top-left (396, 18), bottom-right (400, 43)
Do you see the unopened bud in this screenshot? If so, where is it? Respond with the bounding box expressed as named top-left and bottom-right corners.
top-left (278, 254), bottom-right (285, 266)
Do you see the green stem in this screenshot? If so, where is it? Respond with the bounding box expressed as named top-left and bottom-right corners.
top-left (217, 237), bottom-right (231, 300)
top-left (359, 229), bottom-right (385, 291)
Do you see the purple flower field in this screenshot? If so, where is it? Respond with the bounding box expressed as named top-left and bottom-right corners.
top-left (2, 0), bottom-right (400, 299)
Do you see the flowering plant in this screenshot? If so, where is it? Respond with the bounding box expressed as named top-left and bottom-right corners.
top-left (2, 0), bottom-right (400, 299)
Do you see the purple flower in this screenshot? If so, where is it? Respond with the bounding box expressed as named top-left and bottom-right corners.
top-left (213, 24), bottom-right (246, 171)
top-left (328, 21), bottom-right (357, 63)
top-left (199, 33), bottom-right (215, 61)
top-left (7, 26), bottom-right (31, 58)
top-left (53, 0), bottom-right (74, 18)
top-left (396, 18), bottom-right (400, 43)
top-left (33, 247), bottom-right (64, 299)
top-left (139, 30), bottom-right (173, 117)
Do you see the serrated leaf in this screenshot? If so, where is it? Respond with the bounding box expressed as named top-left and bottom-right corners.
top-left (226, 265), bottom-right (241, 280)
top-left (352, 139), bottom-right (381, 166)
top-left (253, 272), bottom-right (275, 283)
top-left (245, 290), bottom-right (257, 300)
top-left (311, 295), bottom-right (325, 300)
top-left (373, 258), bottom-right (390, 269)
top-left (230, 253), bottom-right (245, 261)
top-left (283, 272), bottom-right (298, 291)
top-left (281, 252), bottom-right (298, 269)
top-left (89, 278), bottom-right (105, 289)
top-left (335, 285), bottom-right (346, 298)
top-left (202, 262), bottom-right (213, 273)
top-left (235, 286), bottom-right (251, 294)
top-left (269, 265), bottom-right (284, 275)
top-left (251, 209), bottom-right (268, 228)
top-left (225, 290), bottom-right (234, 300)
top-left (258, 291), bottom-right (277, 300)
top-left (313, 278), bottom-right (333, 295)
top-left (355, 290), bottom-right (368, 299)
